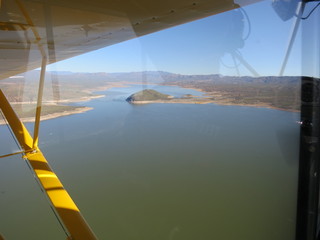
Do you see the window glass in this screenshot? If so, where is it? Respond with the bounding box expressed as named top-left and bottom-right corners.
top-left (1, 0), bottom-right (319, 239)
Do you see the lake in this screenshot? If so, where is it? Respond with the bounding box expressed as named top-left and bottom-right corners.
top-left (0, 84), bottom-right (300, 240)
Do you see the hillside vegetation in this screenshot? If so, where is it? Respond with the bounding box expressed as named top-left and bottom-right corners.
top-left (126, 89), bottom-right (171, 102)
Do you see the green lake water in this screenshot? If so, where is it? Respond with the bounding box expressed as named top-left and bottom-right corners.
top-left (0, 85), bottom-right (300, 240)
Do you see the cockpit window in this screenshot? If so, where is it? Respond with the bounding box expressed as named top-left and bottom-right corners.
top-left (0, 0), bottom-right (319, 239)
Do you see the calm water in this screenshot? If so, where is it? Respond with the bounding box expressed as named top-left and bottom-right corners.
top-left (0, 85), bottom-right (300, 240)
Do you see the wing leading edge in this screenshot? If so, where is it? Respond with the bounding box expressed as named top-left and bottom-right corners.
top-left (0, 0), bottom-right (260, 80)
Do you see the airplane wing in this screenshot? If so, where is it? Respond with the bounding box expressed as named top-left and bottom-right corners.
top-left (0, 0), bottom-right (260, 80)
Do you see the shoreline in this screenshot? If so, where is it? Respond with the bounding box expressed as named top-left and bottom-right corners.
top-left (104, 82), bottom-right (299, 112)
top-left (129, 98), bottom-right (214, 105)
top-left (131, 99), bottom-right (299, 112)
top-left (0, 107), bottom-right (93, 125)
top-left (158, 84), bottom-right (300, 112)
top-left (129, 98), bottom-right (300, 112)
top-left (0, 82), bottom-right (130, 126)
top-left (9, 94), bottom-right (106, 105)
top-left (0, 82), bottom-right (299, 127)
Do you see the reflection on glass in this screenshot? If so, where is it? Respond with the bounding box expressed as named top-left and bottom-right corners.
top-left (0, 0), bottom-right (319, 239)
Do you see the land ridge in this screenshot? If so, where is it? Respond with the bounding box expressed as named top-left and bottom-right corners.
top-left (0, 70), bottom-right (305, 124)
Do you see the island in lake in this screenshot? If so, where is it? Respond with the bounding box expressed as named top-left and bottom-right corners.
top-left (126, 89), bottom-right (172, 102)
top-left (126, 89), bottom-right (216, 104)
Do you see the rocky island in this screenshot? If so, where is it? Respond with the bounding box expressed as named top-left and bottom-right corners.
top-left (126, 89), bottom-right (215, 104)
top-left (126, 89), bottom-right (172, 104)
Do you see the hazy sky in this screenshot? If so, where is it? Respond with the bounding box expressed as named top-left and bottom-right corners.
top-left (46, 0), bottom-right (319, 77)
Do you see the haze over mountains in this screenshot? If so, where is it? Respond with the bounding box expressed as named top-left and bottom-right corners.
top-left (45, 70), bottom-right (301, 85)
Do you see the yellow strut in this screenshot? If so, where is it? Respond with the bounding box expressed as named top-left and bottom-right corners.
top-left (1, 2), bottom-right (97, 239)
top-left (0, 90), bottom-right (97, 240)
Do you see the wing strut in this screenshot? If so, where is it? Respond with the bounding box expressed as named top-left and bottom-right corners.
top-left (0, 1), bottom-right (98, 238)
top-left (14, 0), bottom-right (47, 148)
top-left (0, 89), bottom-right (97, 240)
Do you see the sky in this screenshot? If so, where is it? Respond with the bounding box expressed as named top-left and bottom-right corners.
top-left (45, 0), bottom-right (319, 77)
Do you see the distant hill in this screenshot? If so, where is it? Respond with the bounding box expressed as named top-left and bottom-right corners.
top-left (126, 89), bottom-right (171, 103)
top-left (1, 70), bottom-right (307, 111)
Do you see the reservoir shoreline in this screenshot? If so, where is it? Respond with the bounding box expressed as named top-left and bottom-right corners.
top-left (0, 83), bottom-right (299, 125)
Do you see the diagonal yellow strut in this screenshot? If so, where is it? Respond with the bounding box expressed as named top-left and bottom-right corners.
top-left (0, 90), bottom-right (97, 240)
top-left (1, 2), bottom-right (97, 239)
